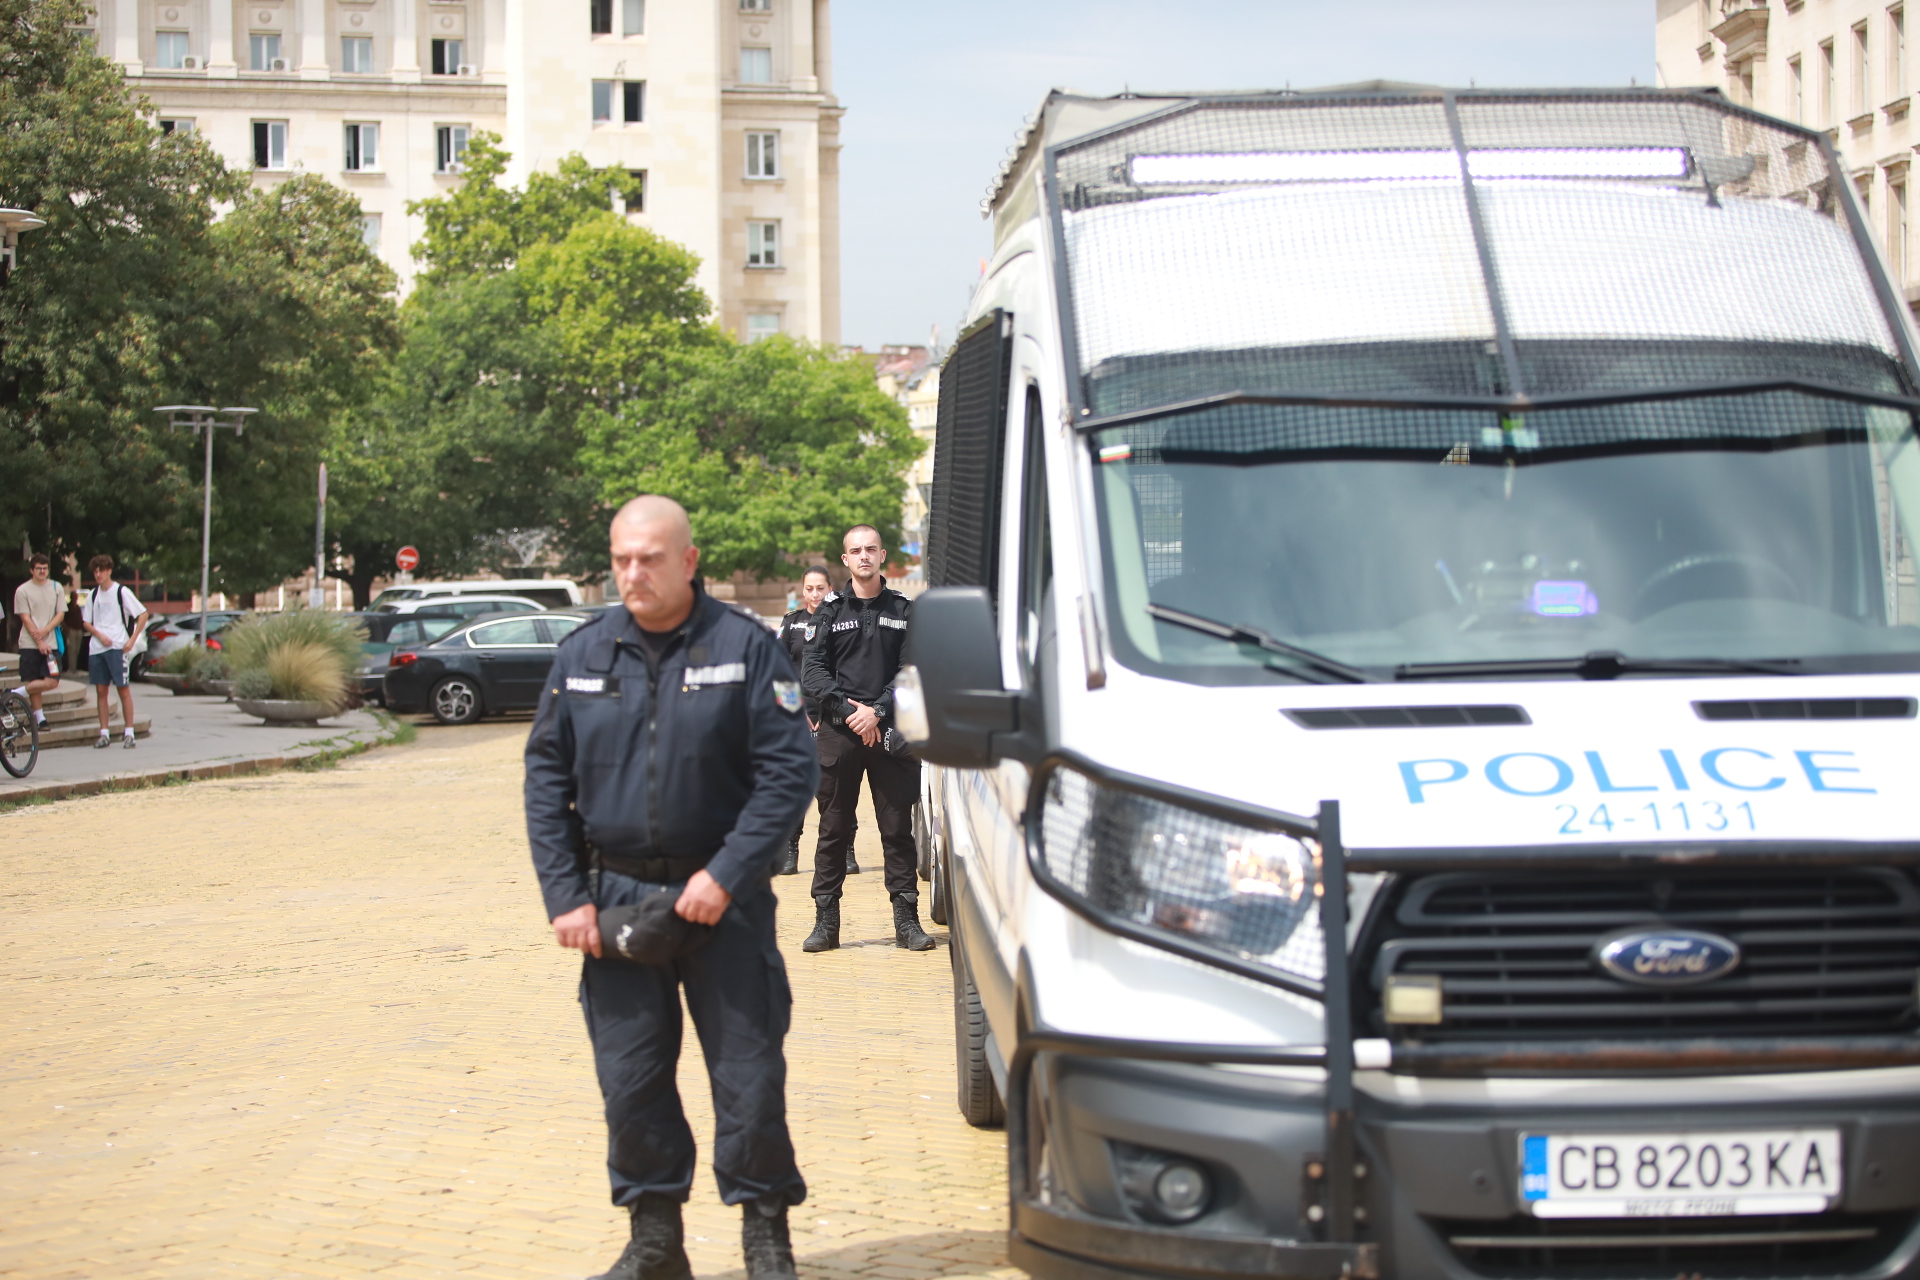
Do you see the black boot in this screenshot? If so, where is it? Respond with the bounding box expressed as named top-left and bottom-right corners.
top-left (742, 1198), bottom-right (799, 1280)
top-left (892, 891), bottom-right (934, 951)
top-left (592, 1194), bottom-right (692, 1280)
top-left (845, 847), bottom-right (861, 874)
top-left (802, 895), bottom-right (840, 952)
top-left (777, 829), bottom-right (800, 876)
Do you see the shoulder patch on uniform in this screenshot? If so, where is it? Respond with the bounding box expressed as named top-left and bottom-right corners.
top-left (772, 680), bottom-right (802, 714)
top-left (803, 624), bottom-right (816, 642)
top-left (823, 591), bottom-right (840, 603)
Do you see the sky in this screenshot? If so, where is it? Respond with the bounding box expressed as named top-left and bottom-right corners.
top-left (831, 0), bottom-right (1657, 351)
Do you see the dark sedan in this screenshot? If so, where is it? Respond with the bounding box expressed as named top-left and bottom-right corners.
top-left (383, 610), bottom-right (591, 725)
top-left (345, 611), bottom-right (465, 705)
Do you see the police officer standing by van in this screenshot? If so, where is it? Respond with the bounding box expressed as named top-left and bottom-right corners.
top-left (775, 566), bottom-right (859, 878)
top-left (526, 495), bottom-right (817, 1280)
top-left (800, 524), bottom-right (932, 954)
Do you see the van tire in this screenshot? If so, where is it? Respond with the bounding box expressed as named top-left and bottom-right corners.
top-left (954, 946), bottom-right (1005, 1128)
top-left (928, 839), bottom-right (950, 927)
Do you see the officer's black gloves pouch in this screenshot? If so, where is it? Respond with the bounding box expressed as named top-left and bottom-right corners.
top-left (598, 891), bottom-right (715, 966)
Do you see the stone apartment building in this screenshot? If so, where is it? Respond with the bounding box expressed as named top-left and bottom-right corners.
top-left (89, 0), bottom-right (842, 342)
top-left (1657, 0), bottom-right (1920, 310)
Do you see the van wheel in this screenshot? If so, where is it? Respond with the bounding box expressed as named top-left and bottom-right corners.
top-left (929, 839), bottom-right (951, 927)
top-left (913, 801), bottom-right (932, 881)
top-left (431, 676), bottom-right (484, 726)
top-left (954, 945), bottom-right (1005, 1128)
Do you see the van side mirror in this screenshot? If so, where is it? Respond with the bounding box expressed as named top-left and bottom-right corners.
top-left (896, 587), bottom-right (1018, 768)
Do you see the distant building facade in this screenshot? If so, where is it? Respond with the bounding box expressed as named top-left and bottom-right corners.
top-left (1656, 0), bottom-right (1920, 310)
top-left (92, 0), bottom-right (842, 341)
top-left (863, 341), bottom-right (939, 584)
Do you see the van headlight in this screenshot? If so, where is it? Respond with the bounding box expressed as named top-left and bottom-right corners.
top-left (1035, 766), bottom-right (1327, 982)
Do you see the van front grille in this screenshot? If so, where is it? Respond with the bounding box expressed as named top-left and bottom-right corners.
top-left (1438, 1212), bottom-right (1912, 1279)
top-left (1360, 869), bottom-right (1920, 1041)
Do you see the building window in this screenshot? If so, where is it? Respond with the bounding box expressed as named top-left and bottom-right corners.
top-left (344, 122), bottom-right (379, 171)
top-left (746, 130), bottom-right (779, 178)
top-left (623, 80), bottom-right (644, 122)
top-left (155, 30), bottom-right (189, 68)
top-left (158, 118), bottom-right (195, 136)
top-left (341, 35), bottom-right (373, 73)
top-left (623, 0), bottom-right (645, 35)
top-left (742, 0), bottom-right (771, 10)
top-left (1731, 57), bottom-right (1754, 107)
top-left (1822, 39), bottom-right (1837, 125)
top-left (1894, 7), bottom-right (1909, 97)
top-left (249, 33), bottom-right (284, 71)
top-left (591, 0), bottom-right (612, 34)
top-left (1893, 174), bottom-right (1911, 281)
top-left (746, 312), bottom-right (781, 341)
top-left (252, 120), bottom-right (289, 170)
top-left (436, 124), bottom-right (470, 173)
top-left (740, 46), bottom-right (771, 83)
top-left (747, 220), bottom-right (780, 267)
top-left (431, 38), bottom-right (464, 75)
top-left (1855, 22), bottom-right (1872, 114)
top-left (617, 169), bottom-right (647, 213)
top-left (592, 79), bottom-right (613, 122)
top-left (360, 213), bottom-right (382, 251)
top-left (1790, 55), bottom-right (1805, 121)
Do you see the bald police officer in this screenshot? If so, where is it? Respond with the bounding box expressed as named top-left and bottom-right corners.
top-left (526, 496), bottom-right (818, 1280)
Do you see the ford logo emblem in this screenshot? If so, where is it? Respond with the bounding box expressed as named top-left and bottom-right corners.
top-left (1592, 928), bottom-right (1742, 987)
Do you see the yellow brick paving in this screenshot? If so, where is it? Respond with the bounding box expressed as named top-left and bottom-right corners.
top-left (0, 723), bottom-right (1020, 1280)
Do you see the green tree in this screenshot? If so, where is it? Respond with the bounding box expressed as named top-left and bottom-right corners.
top-left (0, 3), bottom-right (397, 595)
top-left (581, 336), bottom-right (922, 580)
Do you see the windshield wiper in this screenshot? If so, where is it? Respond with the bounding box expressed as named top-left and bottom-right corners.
top-left (1393, 650), bottom-right (1804, 681)
top-left (1145, 603), bottom-right (1376, 683)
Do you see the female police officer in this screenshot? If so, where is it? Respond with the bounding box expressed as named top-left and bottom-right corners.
top-left (525, 496), bottom-right (817, 1280)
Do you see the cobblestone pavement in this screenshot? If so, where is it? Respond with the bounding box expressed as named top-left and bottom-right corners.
top-left (0, 721), bottom-right (1017, 1280)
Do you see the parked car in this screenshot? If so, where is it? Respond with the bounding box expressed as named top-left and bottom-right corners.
top-left (345, 611), bottom-right (465, 705)
top-left (144, 611), bottom-right (246, 662)
top-left (370, 578), bottom-right (584, 610)
top-left (372, 595), bottom-right (547, 619)
top-left (384, 610), bottom-right (590, 725)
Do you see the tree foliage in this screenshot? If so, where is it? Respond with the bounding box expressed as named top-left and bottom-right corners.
top-left (0, 0), bottom-right (396, 593)
top-left (581, 336), bottom-right (922, 580)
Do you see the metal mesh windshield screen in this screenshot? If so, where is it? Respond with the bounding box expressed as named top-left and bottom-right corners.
top-left (1047, 92), bottom-right (1910, 418)
top-left (927, 311), bottom-right (1013, 594)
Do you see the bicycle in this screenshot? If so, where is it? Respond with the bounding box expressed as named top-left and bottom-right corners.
top-left (1, 689), bottom-right (38, 778)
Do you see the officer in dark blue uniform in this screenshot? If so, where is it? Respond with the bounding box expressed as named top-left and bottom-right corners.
top-left (799, 524), bottom-right (930, 954)
top-left (525, 495), bottom-right (818, 1280)
top-left (774, 566), bottom-right (857, 877)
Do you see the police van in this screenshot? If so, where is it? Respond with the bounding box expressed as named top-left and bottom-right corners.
top-left (895, 87), bottom-right (1920, 1280)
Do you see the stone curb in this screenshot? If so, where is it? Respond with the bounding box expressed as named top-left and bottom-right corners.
top-left (0, 721), bottom-right (403, 807)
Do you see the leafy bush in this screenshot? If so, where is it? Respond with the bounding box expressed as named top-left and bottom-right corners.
top-left (155, 645), bottom-right (199, 675)
top-left (265, 642), bottom-right (349, 708)
top-left (188, 651), bottom-right (230, 685)
top-left (232, 669), bottom-right (273, 700)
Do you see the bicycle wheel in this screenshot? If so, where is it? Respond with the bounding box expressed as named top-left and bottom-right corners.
top-left (0, 690), bottom-right (38, 779)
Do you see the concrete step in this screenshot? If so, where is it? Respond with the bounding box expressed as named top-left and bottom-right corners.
top-left (39, 701), bottom-right (138, 729)
top-left (34, 718), bottom-right (153, 749)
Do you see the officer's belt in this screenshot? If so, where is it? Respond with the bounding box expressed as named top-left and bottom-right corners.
top-left (596, 853), bottom-right (711, 883)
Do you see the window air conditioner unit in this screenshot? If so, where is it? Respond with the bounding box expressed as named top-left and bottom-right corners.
top-left (269, 56), bottom-right (290, 71)
top-left (181, 55), bottom-right (202, 69)
top-left (457, 63), bottom-right (476, 76)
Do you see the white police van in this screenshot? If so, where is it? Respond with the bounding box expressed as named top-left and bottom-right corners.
top-left (896, 87), bottom-right (1920, 1280)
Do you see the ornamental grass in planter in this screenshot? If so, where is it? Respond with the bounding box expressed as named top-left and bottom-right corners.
top-left (224, 610), bottom-right (365, 717)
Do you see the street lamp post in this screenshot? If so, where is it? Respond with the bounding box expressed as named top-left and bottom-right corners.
top-left (0, 207), bottom-right (46, 278)
top-left (154, 406), bottom-right (259, 619)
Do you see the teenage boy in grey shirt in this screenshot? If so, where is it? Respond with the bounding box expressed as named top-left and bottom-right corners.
top-left (9, 553), bottom-right (67, 727)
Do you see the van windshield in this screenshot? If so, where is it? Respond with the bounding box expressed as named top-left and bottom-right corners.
top-left (1093, 383), bottom-right (1920, 683)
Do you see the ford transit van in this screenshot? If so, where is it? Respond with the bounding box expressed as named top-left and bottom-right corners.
top-left (898, 87), bottom-right (1920, 1280)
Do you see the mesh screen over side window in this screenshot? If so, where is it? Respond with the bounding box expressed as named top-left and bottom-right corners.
top-left (926, 310), bottom-right (1013, 600)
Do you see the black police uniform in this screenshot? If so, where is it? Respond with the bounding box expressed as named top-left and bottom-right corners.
top-left (525, 585), bottom-right (818, 1213)
top-left (800, 586), bottom-right (918, 903)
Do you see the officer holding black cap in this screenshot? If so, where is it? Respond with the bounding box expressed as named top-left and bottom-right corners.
top-left (525, 494), bottom-right (818, 1280)
top-left (800, 523), bottom-right (930, 955)
top-left (774, 565), bottom-right (860, 878)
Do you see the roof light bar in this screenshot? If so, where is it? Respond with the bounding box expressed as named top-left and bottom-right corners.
top-left (1128, 148), bottom-right (1690, 186)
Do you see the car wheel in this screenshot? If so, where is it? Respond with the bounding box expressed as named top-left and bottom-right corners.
top-left (954, 941), bottom-right (1005, 1129)
top-left (430, 676), bottom-right (484, 726)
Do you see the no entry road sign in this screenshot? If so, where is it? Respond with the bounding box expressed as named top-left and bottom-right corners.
top-left (395, 546), bottom-right (420, 572)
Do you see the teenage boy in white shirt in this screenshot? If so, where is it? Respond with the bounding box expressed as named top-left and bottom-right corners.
top-left (10, 553), bottom-right (67, 726)
top-left (81, 554), bottom-right (148, 748)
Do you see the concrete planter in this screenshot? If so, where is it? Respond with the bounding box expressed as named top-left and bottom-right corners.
top-left (205, 680), bottom-right (235, 699)
top-left (234, 698), bottom-right (337, 727)
top-left (146, 673), bottom-right (193, 694)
